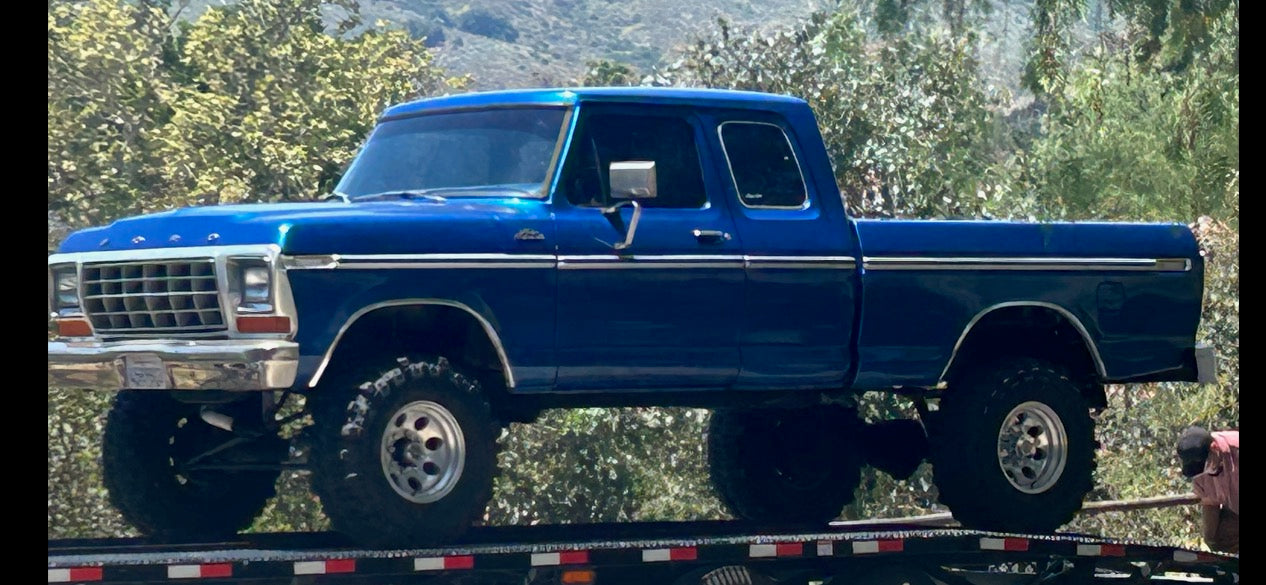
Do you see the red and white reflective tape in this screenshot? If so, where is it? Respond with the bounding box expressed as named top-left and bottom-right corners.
top-left (980, 537), bottom-right (1029, 552)
top-left (1076, 544), bottom-right (1126, 557)
top-left (166, 564), bottom-right (233, 579)
top-left (48, 568), bottom-right (103, 583)
top-left (414, 555), bottom-right (475, 571)
top-left (530, 551), bottom-right (590, 567)
top-left (641, 547), bottom-right (698, 562)
top-left (749, 543), bottom-right (803, 558)
top-left (293, 559), bottom-right (356, 575)
top-left (852, 540), bottom-right (904, 554)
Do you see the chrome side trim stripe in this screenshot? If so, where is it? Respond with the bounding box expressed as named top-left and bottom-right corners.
top-left (745, 256), bottom-right (857, 269)
top-left (332, 262), bottom-right (556, 270)
top-left (863, 257), bottom-right (1191, 272)
top-left (285, 254), bottom-right (556, 270)
top-left (285, 254), bottom-right (859, 270)
top-left (558, 262), bottom-right (742, 270)
top-left (340, 254), bottom-right (557, 262)
top-left (558, 255), bottom-right (745, 270)
top-left (285, 253), bottom-right (1186, 272)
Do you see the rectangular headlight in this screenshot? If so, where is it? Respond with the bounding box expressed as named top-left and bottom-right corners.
top-left (242, 266), bottom-right (271, 305)
top-left (52, 267), bottom-right (79, 311)
top-left (230, 258), bottom-right (274, 314)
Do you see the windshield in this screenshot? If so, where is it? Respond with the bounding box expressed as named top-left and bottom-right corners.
top-left (337, 107), bottom-right (567, 199)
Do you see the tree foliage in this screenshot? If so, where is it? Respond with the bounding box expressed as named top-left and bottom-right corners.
top-left (48, 0), bottom-right (173, 244)
top-left (490, 408), bottom-right (725, 524)
top-left (578, 59), bottom-right (640, 87)
top-left (1018, 8), bottom-right (1238, 222)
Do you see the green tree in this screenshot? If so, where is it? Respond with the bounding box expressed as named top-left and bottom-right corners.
top-left (490, 408), bottom-right (725, 524)
top-left (1016, 7), bottom-right (1237, 221)
top-left (154, 0), bottom-right (462, 205)
top-left (47, 0), bottom-right (174, 247)
top-left (578, 59), bottom-right (641, 87)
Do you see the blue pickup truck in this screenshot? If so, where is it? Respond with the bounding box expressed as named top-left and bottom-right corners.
top-left (48, 87), bottom-right (1215, 547)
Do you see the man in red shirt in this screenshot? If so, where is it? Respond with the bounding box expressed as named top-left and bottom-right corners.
top-left (1176, 426), bottom-right (1239, 554)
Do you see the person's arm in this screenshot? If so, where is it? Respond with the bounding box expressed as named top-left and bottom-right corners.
top-left (1201, 504), bottom-right (1222, 544)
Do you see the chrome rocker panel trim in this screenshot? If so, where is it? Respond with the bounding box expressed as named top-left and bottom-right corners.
top-left (48, 339), bottom-right (299, 391)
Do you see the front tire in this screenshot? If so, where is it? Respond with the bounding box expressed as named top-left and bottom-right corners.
top-left (930, 357), bottom-right (1097, 533)
top-left (309, 356), bottom-right (499, 547)
top-left (707, 407), bottom-right (863, 523)
top-left (102, 392), bottom-right (281, 539)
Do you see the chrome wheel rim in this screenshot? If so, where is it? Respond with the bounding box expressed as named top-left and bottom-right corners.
top-left (379, 401), bottom-right (465, 504)
top-left (996, 401), bottom-right (1068, 494)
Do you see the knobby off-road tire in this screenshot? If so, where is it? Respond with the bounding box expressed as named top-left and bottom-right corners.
top-left (707, 407), bottom-right (863, 523)
top-left (930, 357), bottom-right (1097, 533)
top-left (102, 391), bottom-right (280, 540)
top-left (309, 356), bottom-right (499, 547)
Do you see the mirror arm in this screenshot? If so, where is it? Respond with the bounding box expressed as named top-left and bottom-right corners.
top-left (602, 200), bottom-right (642, 251)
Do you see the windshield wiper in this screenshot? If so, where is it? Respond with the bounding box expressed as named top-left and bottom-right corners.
top-left (319, 192), bottom-right (351, 203)
top-left (352, 190), bottom-right (450, 203)
top-left (352, 185), bottom-right (539, 202)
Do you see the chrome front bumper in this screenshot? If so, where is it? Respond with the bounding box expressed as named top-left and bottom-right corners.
top-left (48, 339), bottom-right (299, 391)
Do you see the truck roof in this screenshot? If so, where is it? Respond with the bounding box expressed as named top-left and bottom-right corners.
top-left (381, 87), bottom-right (809, 119)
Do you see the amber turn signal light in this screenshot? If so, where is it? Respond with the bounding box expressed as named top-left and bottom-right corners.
top-left (57, 319), bottom-right (92, 337)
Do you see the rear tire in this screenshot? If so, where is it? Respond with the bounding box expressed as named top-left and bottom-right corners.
top-left (102, 392), bottom-right (280, 540)
top-left (930, 357), bottom-right (1097, 533)
top-left (707, 407), bottom-right (863, 523)
top-left (309, 356), bottom-right (499, 547)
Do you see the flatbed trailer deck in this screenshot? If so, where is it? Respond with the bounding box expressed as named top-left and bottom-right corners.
top-left (48, 522), bottom-right (1238, 585)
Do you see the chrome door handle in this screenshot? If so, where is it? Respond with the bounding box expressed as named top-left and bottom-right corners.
top-left (693, 229), bottom-right (731, 244)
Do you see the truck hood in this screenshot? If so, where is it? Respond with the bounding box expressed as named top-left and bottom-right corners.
top-left (56, 197), bottom-right (554, 256)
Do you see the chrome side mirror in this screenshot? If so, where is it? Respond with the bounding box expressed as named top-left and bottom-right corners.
top-left (609, 161), bottom-right (657, 200)
top-left (601, 161), bottom-right (656, 251)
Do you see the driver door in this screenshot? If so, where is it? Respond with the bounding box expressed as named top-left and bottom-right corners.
top-left (552, 105), bottom-right (744, 391)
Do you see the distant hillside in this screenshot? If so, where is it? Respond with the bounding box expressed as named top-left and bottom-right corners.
top-left (364, 0), bottom-right (831, 88)
top-left (185, 0), bottom-right (828, 89)
top-left (179, 0), bottom-right (1107, 95)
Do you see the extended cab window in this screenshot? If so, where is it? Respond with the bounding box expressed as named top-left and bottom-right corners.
top-left (563, 113), bottom-right (707, 209)
top-left (719, 122), bottom-right (808, 209)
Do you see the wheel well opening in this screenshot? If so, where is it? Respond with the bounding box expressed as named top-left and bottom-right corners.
top-left (944, 305), bottom-right (1105, 407)
top-left (315, 304), bottom-right (508, 393)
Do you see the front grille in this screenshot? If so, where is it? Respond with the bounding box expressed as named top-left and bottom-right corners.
top-left (81, 260), bottom-right (226, 335)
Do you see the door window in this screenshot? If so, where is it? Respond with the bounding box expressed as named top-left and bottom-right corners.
top-left (718, 122), bottom-right (808, 209)
top-left (562, 113), bottom-right (707, 209)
